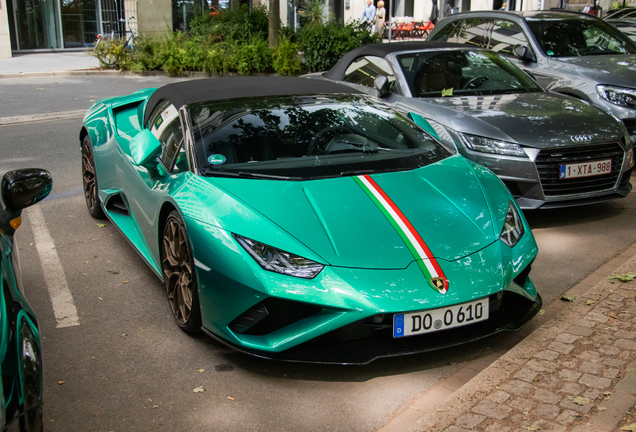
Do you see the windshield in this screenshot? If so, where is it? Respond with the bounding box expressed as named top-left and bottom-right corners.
top-left (187, 95), bottom-right (452, 180)
top-left (527, 17), bottom-right (636, 57)
top-left (397, 49), bottom-right (543, 98)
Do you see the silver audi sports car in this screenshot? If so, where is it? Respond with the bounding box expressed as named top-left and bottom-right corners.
top-left (308, 42), bottom-right (634, 210)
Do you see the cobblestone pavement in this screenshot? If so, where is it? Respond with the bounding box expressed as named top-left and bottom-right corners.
top-left (409, 253), bottom-right (636, 432)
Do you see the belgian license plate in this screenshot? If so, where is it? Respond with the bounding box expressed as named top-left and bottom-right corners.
top-left (559, 159), bottom-right (612, 180)
top-left (393, 298), bottom-right (489, 338)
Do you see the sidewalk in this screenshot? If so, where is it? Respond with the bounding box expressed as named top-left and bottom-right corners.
top-left (397, 245), bottom-right (636, 432)
top-left (0, 52), bottom-right (102, 77)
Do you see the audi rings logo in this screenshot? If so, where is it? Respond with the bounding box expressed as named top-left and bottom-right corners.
top-left (570, 135), bottom-right (593, 143)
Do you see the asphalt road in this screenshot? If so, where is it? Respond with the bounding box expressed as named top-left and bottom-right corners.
top-left (3, 76), bottom-right (636, 431)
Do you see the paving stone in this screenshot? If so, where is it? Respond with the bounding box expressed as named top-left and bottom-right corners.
top-left (534, 403), bottom-right (561, 420)
top-left (487, 390), bottom-right (511, 404)
top-left (484, 425), bottom-right (511, 432)
top-left (547, 341), bottom-right (575, 355)
top-left (583, 389), bottom-right (601, 399)
top-left (559, 369), bottom-right (582, 382)
top-left (507, 398), bottom-right (535, 413)
top-left (533, 388), bottom-right (560, 404)
top-left (534, 350), bottom-right (559, 361)
top-left (575, 319), bottom-right (597, 328)
top-left (558, 360), bottom-right (577, 369)
top-left (560, 397), bottom-right (595, 414)
top-left (513, 367), bottom-right (537, 383)
top-left (509, 413), bottom-right (527, 425)
top-left (559, 383), bottom-right (582, 395)
top-left (456, 413), bottom-right (486, 429)
top-left (501, 380), bottom-right (535, 396)
top-left (580, 361), bottom-right (604, 375)
top-left (609, 293), bottom-right (626, 302)
top-left (586, 312), bottom-right (609, 323)
top-left (616, 330), bottom-right (636, 339)
top-left (555, 409), bottom-right (580, 425)
top-left (472, 400), bottom-right (513, 419)
top-left (579, 373), bottom-right (612, 389)
top-left (556, 333), bottom-right (579, 344)
top-left (615, 372), bottom-right (636, 394)
top-left (523, 419), bottom-right (566, 432)
top-left (604, 368), bottom-right (620, 379)
top-left (526, 359), bottom-right (558, 373)
top-left (443, 426), bottom-right (471, 432)
top-left (579, 351), bottom-right (602, 362)
top-left (620, 351), bottom-right (632, 360)
top-left (586, 408), bottom-right (626, 431)
top-left (566, 325), bottom-right (594, 336)
top-left (616, 339), bottom-right (636, 350)
top-left (598, 346), bottom-right (621, 356)
top-left (603, 358), bottom-right (626, 367)
top-left (600, 390), bottom-right (636, 412)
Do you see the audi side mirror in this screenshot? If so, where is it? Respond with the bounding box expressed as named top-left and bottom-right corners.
top-left (513, 45), bottom-right (536, 63)
top-left (1, 169), bottom-right (52, 211)
top-left (374, 75), bottom-right (391, 98)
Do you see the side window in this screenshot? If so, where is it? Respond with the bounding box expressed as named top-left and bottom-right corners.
top-left (149, 103), bottom-right (187, 173)
top-left (489, 20), bottom-right (530, 56)
top-left (342, 56), bottom-right (398, 92)
top-left (430, 19), bottom-right (491, 48)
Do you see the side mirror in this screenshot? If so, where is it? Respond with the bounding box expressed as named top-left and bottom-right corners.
top-left (374, 75), bottom-right (391, 98)
top-left (1, 169), bottom-right (52, 211)
top-left (130, 129), bottom-right (162, 168)
top-left (513, 45), bottom-right (536, 63)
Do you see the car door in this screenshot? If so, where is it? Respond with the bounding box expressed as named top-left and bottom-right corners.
top-left (119, 102), bottom-right (189, 268)
top-left (488, 19), bottom-right (557, 89)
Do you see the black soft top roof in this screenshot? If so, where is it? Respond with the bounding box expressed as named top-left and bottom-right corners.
top-left (143, 76), bottom-right (362, 126)
top-left (323, 41), bottom-right (470, 81)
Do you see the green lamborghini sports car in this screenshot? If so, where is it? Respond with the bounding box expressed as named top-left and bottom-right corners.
top-left (80, 77), bottom-right (541, 364)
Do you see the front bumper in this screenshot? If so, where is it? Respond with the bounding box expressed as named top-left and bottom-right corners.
top-left (190, 220), bottom-right (540, 364)
top-left (462, 142), bottom-right (632, 210)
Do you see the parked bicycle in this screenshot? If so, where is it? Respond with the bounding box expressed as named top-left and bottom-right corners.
top-left (94, 17), bottom-right (137, 68)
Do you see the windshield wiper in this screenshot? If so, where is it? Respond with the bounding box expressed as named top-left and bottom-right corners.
top-left (201, 168), bottom-right (299, 180)
top-left (340, 168), bottom-right (409, 177)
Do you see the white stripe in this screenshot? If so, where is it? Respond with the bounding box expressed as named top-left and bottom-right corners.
top-left (358, 176), bottom-right (439, 278)
top-left (194, 258), bottom-right (211, 271)
top-left (27, 207), bottom-right (80, 328)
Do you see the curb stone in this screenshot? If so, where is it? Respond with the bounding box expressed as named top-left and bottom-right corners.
top-left (407, 252), bottom-right (636, 432)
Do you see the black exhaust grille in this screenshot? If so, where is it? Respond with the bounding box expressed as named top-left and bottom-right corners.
top-left (535, 142), bottom-right (624, 197)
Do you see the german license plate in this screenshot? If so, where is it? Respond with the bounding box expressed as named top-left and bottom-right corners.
top-left (393, 298), bottom-right (489, 338)
top-left (559, 159), bottom-right (612, 179)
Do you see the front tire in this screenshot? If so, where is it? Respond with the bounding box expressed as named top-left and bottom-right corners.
top-left (81, 135), bottom-right (106, 219)
top-left (161, 211), bottom-right (202, 333)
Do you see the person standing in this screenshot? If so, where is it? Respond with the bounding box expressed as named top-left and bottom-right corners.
top-left (361, 0), bottom-right (377, 30)
top-left (430, 0), bottom-right (439, 24)
top-left (374, 1), bottom-right (386, 37)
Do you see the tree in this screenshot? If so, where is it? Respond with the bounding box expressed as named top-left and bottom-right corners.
top-left (269, 0), bottom-right (280, 48)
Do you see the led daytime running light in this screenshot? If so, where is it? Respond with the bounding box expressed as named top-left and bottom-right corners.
top-left (500, 201), bottom-right (524, 247)
top-left (597, 85), bottom-right (636, 109)
top-left (460, 134), bottom-right (527, 158)
top-left (234, 234), bottom-right (324, 279)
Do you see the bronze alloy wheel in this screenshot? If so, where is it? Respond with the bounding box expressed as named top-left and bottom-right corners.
top-left (162, 211), bottom-right (201, 333)
top-left (81, 136), bottom-right (105, 219)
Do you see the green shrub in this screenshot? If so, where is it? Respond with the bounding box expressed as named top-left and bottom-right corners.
top-left (189, 5), bottom-right (268, 42)
top-left (232, 36), bottom-right (273, 74)
top-left (273, 35), bottom-right (302, 75)
top-left (90, 37), bottom-right (129, 69)
top-left (299, 21), bottom-right (379, 72)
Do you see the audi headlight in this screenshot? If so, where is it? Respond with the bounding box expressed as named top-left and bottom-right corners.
top-left (597, 85), bottom-right (636, 109)
top-left (234, 234), bottom-right (324, 279)
top-left (459, 134), bottom-right (527, 158)
top-left (500, 201), bottom-right (525, 247)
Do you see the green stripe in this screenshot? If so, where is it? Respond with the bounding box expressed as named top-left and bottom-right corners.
top-left (353, 176), bottom-right (434, 281)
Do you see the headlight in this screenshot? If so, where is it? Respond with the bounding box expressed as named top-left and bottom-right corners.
top-left (597, 85), bottom-right (636, 109)
top-left (500, 201), bottom-right (525, 247)
top-left (459, 133), bottom-right (527, 158)
top-left (234, 234), bottom-right (324, 279)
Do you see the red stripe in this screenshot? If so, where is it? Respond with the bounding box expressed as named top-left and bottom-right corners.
top-left (362, 175), bottom-right (446, 277)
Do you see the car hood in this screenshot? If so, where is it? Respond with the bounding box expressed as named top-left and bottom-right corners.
top-left (403, 92), bottom-right (622, 147)
top-left (206, 156), bottom-right (498, 269)
top-left (553, 55), bottom-right (636, 87)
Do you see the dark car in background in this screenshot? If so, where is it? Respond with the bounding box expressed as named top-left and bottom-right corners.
top-left (428, 11), bottom-right (636, 141)
top-left (308, 42), bottom-right (634, 209)
top-left (0, 168), bottom-right (51, 431)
